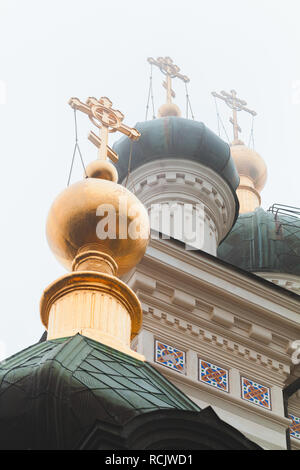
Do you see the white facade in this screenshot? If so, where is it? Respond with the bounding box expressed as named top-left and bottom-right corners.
top-left (123, 161), bottom-right (300, 450)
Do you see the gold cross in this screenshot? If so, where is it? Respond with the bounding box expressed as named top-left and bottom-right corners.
top-left (148, 56), bottom-right (189, 105)
top-left (68, 96), bottom-right (140, 163)
top-left (212, 89), bottom-right (256, 144)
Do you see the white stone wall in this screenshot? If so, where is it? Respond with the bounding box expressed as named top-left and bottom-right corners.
top-left (123, 157), bottom-right (300, 449)
top-left (124, 238), bottom-right (300, 450)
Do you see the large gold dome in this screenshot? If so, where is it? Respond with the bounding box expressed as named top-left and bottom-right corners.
top-left (230, 144), bottom-right (267, 192)
top-left (46, 178), bottom-right (150, 276)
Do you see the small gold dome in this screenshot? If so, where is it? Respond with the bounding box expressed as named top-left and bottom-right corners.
top-left (230, 144), bottom-right (267, 192)
top-left (158, 103), bottom-right (181, 118)
top-left (46, 178), bottom-right (150, 276)
top-left (85, 160), bottom-right (118, 182)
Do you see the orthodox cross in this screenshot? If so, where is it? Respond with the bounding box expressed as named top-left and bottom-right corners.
top-left (211, 89), bottom-right (256, 144)
top-left (147, 56), bottom-right (190, 104)
top-left (69, 96), bottom-right (140, 163)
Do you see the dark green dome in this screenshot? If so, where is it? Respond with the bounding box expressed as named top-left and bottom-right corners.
top-left (218, 207), bottom-right (300, 277)
top-left (113, 117), bottom-right (239, 193)
top-left (0, 334), bottom-right (260, 450)
top-left (0, 334), bottom-right (198, 449)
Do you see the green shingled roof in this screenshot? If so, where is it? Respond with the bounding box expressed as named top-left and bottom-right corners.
top-left (218, 207), bottom-right (300, 276)
top-left (0, 334), bottom-right (198, 449)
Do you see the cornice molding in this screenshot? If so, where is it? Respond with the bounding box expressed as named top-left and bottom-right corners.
top-left (137, 291), bottom-right (293, 362)
top-left (256, 272), bottom-right (300, 296)
top-left (143, 239), bottom-right (300, 321)
top-left (142, 306), bottom-right (290, 385)
top-left (130, 263), bottom-right (300, 358)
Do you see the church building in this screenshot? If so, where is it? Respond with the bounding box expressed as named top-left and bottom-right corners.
top-left (0, 57), bottom-right (299, 450)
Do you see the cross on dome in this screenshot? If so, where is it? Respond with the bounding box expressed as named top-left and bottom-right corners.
top-left (212, 89), bottom-right (256, 145)
top-left (148, 56), bottom-right (190, 105)
top-left (69, 96), bottom-right (140, 163)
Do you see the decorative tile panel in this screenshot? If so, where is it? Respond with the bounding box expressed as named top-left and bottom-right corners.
top-left (241, 377), bottom-right (271, 410)
top-left (289, 414), bottom-right (300, 440)
top-left (199, 359), bottom-right (229, 392)
top-left (155, 340), bottom-right (185, 374)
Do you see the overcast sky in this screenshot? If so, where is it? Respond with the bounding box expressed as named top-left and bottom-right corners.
top-left (0, 0), bottom-right (300, 358)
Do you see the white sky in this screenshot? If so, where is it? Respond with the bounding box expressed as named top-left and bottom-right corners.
top-left (0, 0), bottom-right (300, 358)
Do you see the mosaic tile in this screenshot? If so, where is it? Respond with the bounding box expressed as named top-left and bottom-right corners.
top-left (241, 377), bottom-right (271, 410)
top-left (155, 341), bottom-right (185, 374)
top-left (289, 414), bottom-right (300, 440)
top-left (199, 359), bottom-right (228, 392)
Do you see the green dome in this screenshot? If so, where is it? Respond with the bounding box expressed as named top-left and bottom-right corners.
top-left (218, 207), bottom-right (300, 277)
top-left (0, 334), bottom-right (260, 450)
top-left (113, 117), bottom-right (240, 194)
top-left (0, 335), bottom-right (198, 449)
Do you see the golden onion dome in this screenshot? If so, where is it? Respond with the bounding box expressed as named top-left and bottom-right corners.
top-left (46, 178), bottom-right (150, 276)
top-left (230, 144), bottom-right (267, 192)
